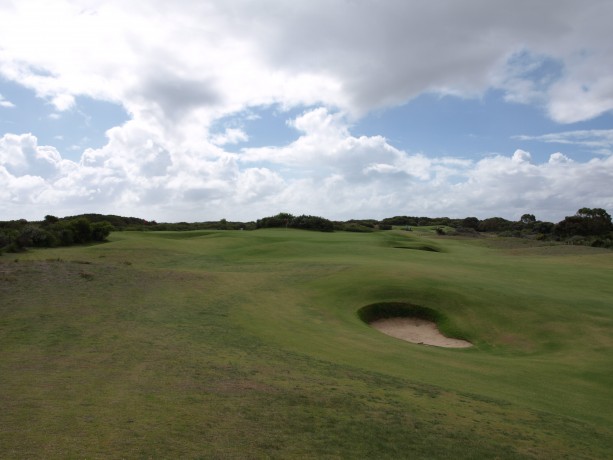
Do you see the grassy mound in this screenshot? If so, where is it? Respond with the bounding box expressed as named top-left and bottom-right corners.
top-left (1, 228), bottom-right (611, 458)
top-left (358, 301), bottom-right (442, 324)
top-left (394, 244), bottom-right (440, 252)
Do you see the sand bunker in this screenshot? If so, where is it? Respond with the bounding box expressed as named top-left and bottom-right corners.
top-left (370, 317), bottom-right (472, 348)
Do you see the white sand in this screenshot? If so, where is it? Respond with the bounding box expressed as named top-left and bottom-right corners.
top-left (370, 317), bottom-right (472, 348)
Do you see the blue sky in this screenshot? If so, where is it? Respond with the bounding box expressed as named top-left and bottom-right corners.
top-left (357, 91), bottom-right (613, 162)
top-left (1, 1), bottom-right (612, 222)
top-left (0, 78), bottom-right (129, 160)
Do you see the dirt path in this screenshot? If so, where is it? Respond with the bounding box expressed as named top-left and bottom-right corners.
top-left (370, 317), bottom-right (472, 348)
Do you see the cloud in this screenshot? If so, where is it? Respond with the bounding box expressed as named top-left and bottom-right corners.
top-left (1, 2), bottom-right (613, 221)
top-left (211, 128), bottom-right (249, 146)
top-left (0, 94), bottom-right (15, 108)
top-left (1, 1), bottom-right (613, 125)
top-left (0, 133), bottom-right (73, 178)
top-left (3, 110), bottom-right (612, 223)
top-left (515, 129), bottom-right (613, 156)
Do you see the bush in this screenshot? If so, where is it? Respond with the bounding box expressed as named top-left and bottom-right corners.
top-left (257, 213), bottom-right (334, 232)
top-left (341, 223), bottom-right (374, 233)
top-left (91, 221), bottom-right (115, 241)
top-left (70, 218), bottom-right (93, 243)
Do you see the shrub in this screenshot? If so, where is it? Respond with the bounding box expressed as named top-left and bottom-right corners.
top-left (91, 221), bottom-right (115, 241)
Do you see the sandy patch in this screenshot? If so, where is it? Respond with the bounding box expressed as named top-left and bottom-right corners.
top-left (370, 317), bottom-right (472, 348)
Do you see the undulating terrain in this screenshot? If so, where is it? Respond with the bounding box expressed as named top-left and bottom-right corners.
top-left (1, 228), bottom-right (612, 458)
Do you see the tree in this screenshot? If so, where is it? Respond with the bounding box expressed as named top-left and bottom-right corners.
top-left (478, 217), bottom-right (513, 232)
top-left (520, 214), bottom-right (536, 224)
top-left (461, 217), bottom-right (480, 230)
top-left (533, 221), bottom-right (555, 235)
top-left (256, 213), bottom-right (295, 229)
top-left (256, 213), bottom-right (333, 232)
top-left (290, 215), bottom-right (334, 232)
top-left (43, 215), bottom-right (60, 225)
top-left (576, 208), bottom-right (611, 220)
top-left (556, 207), bottom-right (613, 237)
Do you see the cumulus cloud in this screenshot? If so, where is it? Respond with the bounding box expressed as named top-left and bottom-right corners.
top-left (3, 110), bottom-right (612, 223)
top-left (211, 128), bottom-right (249, 146)
top-left (1, 1), bottom-right (613, 221)
top-left (0, 133), bottom-right (73, 178)
top-left (2, 1), bottom-right (613, 124)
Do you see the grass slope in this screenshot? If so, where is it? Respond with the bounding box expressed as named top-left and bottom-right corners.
top-left (1, 229), bottom-right (612, 458)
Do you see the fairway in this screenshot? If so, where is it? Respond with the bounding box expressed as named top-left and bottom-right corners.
top-left (1, 229), bottom-right (612, 458)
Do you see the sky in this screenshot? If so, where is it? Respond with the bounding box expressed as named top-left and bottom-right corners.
top-left (1, 1), bottom-right (613, 223)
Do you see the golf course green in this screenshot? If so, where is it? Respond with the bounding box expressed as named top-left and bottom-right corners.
top-left (1, 228), bottom-right (611, 458)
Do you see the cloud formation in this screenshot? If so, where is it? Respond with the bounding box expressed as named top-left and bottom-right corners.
top-left (0, 93), bottom-right (15, 108)
top-left (2, 109), bottom-right (613, 223)
top-left (3, 1), bottom-right (613, 122)
top-left (515, 129), bottom-right (613, 156)
top-left (1, 1), bottom-right (612, 221)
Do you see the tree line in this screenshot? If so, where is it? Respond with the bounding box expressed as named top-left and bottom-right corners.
top-left (0, 215), bottom-right (114, 253)
top-left (381, 208), bottom-right (612, 247)
top-left (256, 213), bottom-right (334, 232)
top-left (2, 207), bottom-right (612, 254)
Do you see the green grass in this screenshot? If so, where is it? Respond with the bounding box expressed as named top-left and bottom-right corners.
top-left (1, 229), bottom-right (612, 458)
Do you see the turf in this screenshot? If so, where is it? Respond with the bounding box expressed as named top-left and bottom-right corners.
top-left (1, 229), bottom-right (611, 458)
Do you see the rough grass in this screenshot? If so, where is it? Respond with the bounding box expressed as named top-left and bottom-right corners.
top-left (1, 229), bottom-right (612, 458)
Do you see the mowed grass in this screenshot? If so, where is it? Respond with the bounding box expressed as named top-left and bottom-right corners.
top-left (1, 229), bottom-right (611, 458)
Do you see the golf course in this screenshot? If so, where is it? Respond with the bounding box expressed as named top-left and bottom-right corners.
top-left (1, 227), bottom-right (612, 458)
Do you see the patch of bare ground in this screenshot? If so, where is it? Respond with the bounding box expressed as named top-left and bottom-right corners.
top-left (370, 317), bottom-right (472, 348)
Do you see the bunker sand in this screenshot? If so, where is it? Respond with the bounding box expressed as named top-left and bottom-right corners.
top-left (370, 318), bottom-right (472, 348)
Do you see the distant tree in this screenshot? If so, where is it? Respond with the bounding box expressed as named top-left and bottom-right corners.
top-left (576, 208), bottom-right (612, 235)
top-left (461, 217), bottom-right (480, 230)
top-left (533, 221), bottom-right (555, 235)
top-left (43, 215), bottom-right (60, 225)
top-left (478, 217), bottom-right (513, 232)
top-left (290, 215), bottom-right (334, 232)
top-left (520, 214), bottom-right (536, 224)
top-left (256, 213), bottom-right (333, 232)
top-left (429, 217), bottom-right (452, 227)
top-left (256, 213), bottom-right (295, 229)
top-left (576, 208), bottom-right (611, 220)
top-left (556, 208), bottom-right (613, 237)
top-left (380, 216), bottom-right (419, 226)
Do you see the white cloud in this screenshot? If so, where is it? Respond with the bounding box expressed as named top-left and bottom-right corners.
top-left (0, 94), bottom-right (15, 108)
top-left (1, 1), bottom-right (613, 125)
top-left (512, 149), bottom-right (532, 163)
top-left (548, 152), bottom-right (572, 164)
top-left (1, 1), bottom-right (613, 221)
top-left (515, 129), bottom-right (613, 156)
top-left (3, 110), bottom-right (612, 223)
top-left (211, 128), bottom-right (249, 146)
